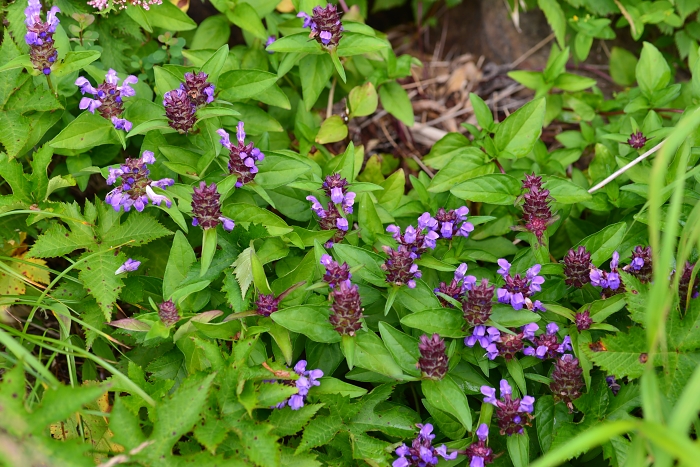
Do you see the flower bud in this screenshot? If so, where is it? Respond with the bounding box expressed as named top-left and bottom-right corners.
top-left (519, 174), bottom-right (556, 244)
top-left (158, 299), bottom-right (180, 326)
top-left (462, 279), bottom-right (495, 325)
top-left (183, 71), bottom-right (215, 107)
top-left (382, 245), bottom-right (422, 289)
top-left (627, 131), bottom-right (647, 149)
top-left (163, 87), bottom-right (196, 134)
top-left (562, 246), bottom-right (592, 288)
top-left (298, 3), bottom-right (344, 49)
top-left (575, 310), bottom-right (592, 331)
top-left (329, 280), bottom-right (363, 336)
top-left (191, 182), bottom-right (235, 231)
top-left (417, 333), bottom-right (448, 380)
top-left (549, 354), bottom-right (585, 412)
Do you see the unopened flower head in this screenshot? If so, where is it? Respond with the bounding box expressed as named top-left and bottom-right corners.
top-left (431, 207), bottom-right (474, 240)
top-left (298, 3), bottom-right (344, 49)
top-left (678, 261), bottom-right (700, 310)
top-left (158, 299), bottom-right (180, 326)
top-left (320, 254), bottom-right (351, 288)
top-left (487, 324), bottom-right (537, 361)
top-left (465, 424), bottom-right (494, 467)
top-left (218, 122), bottom-right (265, 187)
top-left (496, 259), bottom-right (546, 311)
top-left (523, 322), bottom-right (572, 359)
top-left (255, 293), bottom-right (280, 317)
top-left (575, 310), bottom-right (592, 331)
top-left (24, 0), bottom-right (60, 75)
top-left (115, 258), bottom-right (140, 275)
top-left (329, 279), bottom-right (363, 336)
top-left (562, 246), bottom-right (592, 288)
top-left (381, 245), bottom-right (422, 289)
top-left (392, 423), bottom-right (458, 467)
top-left (163, 87), bottom-right (196, 134)
top-left (481, 379), bottom-right (535, 436)
top-left (590, 251), bottom-right (623, 298)
top-left (191, 181), bottom-right (235, 231)
top-left (550, 354), bottom-right (585, 412)
top-left (518, 174), bottom-right (556, 244)
top-left (88, 0), bottom-right (162, 11)
top-left (76, 69), bottom-right (137, 131)
top-left (104, 150), bottom-right (174, 212)
top-left (434, 263), bottom-right (475, 306)
top-left (182, 71), bottom-right (215, 107)
top-left (462, 278), bottom-right (495, 325)
top-left (273, 360), bottom-right (323, 410)
top-left (627, 130), bottom-right (647, 149)
top-left (417, 333), bottom-right (448, 380)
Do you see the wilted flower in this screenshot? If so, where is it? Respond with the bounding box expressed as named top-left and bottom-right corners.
top-left (562, 246), bottom-right (592, 288)
top-left (431, 207), bottom-right (474, 240)
top-left (75, 69), bottom-right (137, 131)
top-left (158, 299), bottom-right (180, 326)
top-left (392, 423), bottom-right (458, 467)
top-left (104, 150), bottom-right (174, 212)
top-left (329, 280), bottom-right (363, 336)
top-left (462, 278), bottom-right (495, 325)
top-left (550, 354), bottom-right (585, 412)
top-left (481, 379), bottom-right (535, 436)
top-left (382, 245), bottom-right (422, 289)
top-left (191, 182), bottom-right (235, 231)
top-left (218, 122), bottom-right (265, 188)
top-left (24, 0), bottom-right (60, 75)
top-left (518, 174), bottom-right (556, 244)
top-left (298, 3), bottom-right (344, 49)
top-left (678, 261), bottom-right (700, 310)
top-left (465, 424), bottom-right (494, 467)
top-left (496, 259), bottom-right (545, 311)
top-left (163, 87), bottom-right (196, 134)
top-left (417, 334), bottom-right (448, 380)
top-left (274, 360), bottom-right (323, 410)
top-left (320, 254), bottom-right (351, 288)
top-left (575, 310), bottom-right (592, 331)
top-left (434, 263), bottom-right (475, 306)
top-left (627, 130), bottom-right (647, 149)
top-left (115, 258), bottom-right (140, 275)
top-left (182, 71), bottom-right (215, 107)
top-left (523, 322), bottom-right (571, 359)
top-left (590, 252), bottom-right (622, 298)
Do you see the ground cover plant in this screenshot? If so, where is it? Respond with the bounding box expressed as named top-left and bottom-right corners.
top-left (1, 0), bottom-right (700, 466)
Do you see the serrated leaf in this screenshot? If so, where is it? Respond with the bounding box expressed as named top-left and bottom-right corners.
top-left (232, 246), bottom-right (254, 298)
top-left (102, 213), bottom-right (172, 247)
top-left (270, 404), bottom-right (324, 437)
top-left (0, 110), bottom-right (31, 159)
top-left (586, 326), bottom-right (646, 379)
top-left (28, 223), bottom-right (94, 258)
top-left (296, 412), bottom-right (343, 453)
top-left (78, 251), bottom-right (125, 320)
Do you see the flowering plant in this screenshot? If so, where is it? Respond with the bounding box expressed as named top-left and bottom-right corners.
top-left (1, 1), bottom-right (700, 467)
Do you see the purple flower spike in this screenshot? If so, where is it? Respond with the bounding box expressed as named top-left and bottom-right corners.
top-left (218, 122), bottom-right (264, 187)
top-left (563, 246), bottom-right (593, 288)
top-left (482, 379), bottom-right (535, 436)
top-left (183, 71), bottom-right (215, 106)
top-left (75, 69), bottom-right (137, 130)
top-left (550, 354), bottom-right (585, 412)
top-left (393, 423), bottom-right (460, 467)
top-left (164, 87), bottom-right (196, 134)
top-left (115, 258), bottom-right (141, 275)
top-left (272, 360), bottom-right (323, 410)
top-left (417, 334), bottom-right (448, 380)
top-left (25, 0), bottom-right (60, 75)
top-left (299, 4), bottom-right (343, 49)
top-left (191, 182), bottom-right (233, 231)
top-left (382, 245), bottom-right (422, 289)
top-left (466, 423), bottom-right (494, 467)
top-left (432, 207), bottom-right (475, 241)
top-left (518, 174), bottom-right (556, 244)
top-left (497, 260), bottom-right (545, 311)
top-left (321, 255), bottom-right (351, 288)
top-left (329, 279), bottom-right (363, 336)
top-left (104, 151), bottom-right (173, 212)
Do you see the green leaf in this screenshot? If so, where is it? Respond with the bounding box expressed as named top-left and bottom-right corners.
top-left (0, 110), bottom-right (31, 159)
top-left (535, 395), bottom-right (574, 452)
top-left (423, 133), bottom-right (471, 170)
top-left (400, 308), bottom-right (465, 338)
top-left (378, 322), bottom-right (420, 376)
top-left (147, 0), bottom-right (197, 31)
top-left (469, 92), bottom-right (494, 131)
top-left (296, 412), bottom-right (343, 453)
top-left (636, 42), bottom-right (671, 98)
top-left (0, 54), bottom-right (32, 73)
top-left (428, 148), bottom-right (492, 193)
top-left (421, 377), bottom-right (473, 431)
top-left (218, 69), bottom-right (280, 101)
top-left (50, 112), bottom-right (121, 151)
top-left (250, 247), bottom-right (272, 294)
top-left (309, 377), bottom-right (367, 398)
top-left (354, 331), bottom-right (405, 379)
top-left (506, 358), bottom-right (527, 395)
top-left (266, 33), bottom-right (325, 54)
top-left (337, 32), bottom-right (389, 56)
top-left (200, 228), bottom-right (217, 277)
top-left (575, 222), bottom-right (626, 267)
top-left (30, 383), bottom-right (107, 435)
top-left (300, 54), bottom-right (334, 111)
top-left (190, 15), bottom-right (230, 50)
top-left (451, 173), bottom-right (521, 205)
top-left (271, 305), bottom-right (341, 343)
top-left (28, 223), bottom-right (93, 258)
top-left (270, 404), bottom-right (324, 438)
top-left (494, 97), bottom-right (546, 159)
top-left (609, 46), bottom-right (638, 86)
top-left (507, 431), bottom-right (530, 467)
top-left (349, 82), bottom-right (378, 118)
top-left (102, 213), bottom-right (172, 247)
top-left (148, 373), bottom-right (216, 457)
top-left (358, 192), bottom-right (383, 244)
top-left (329, 48), bottom-right (347, 83)
top-left (0, 157), bottom-right (31, 202)
top-left (332, 244), bottom-right (387, 287)
top-left (379, 81), bottom-right (414, 127)
top-left (544, 177), bottom-right (592, 204)
top-left (78, 251), bottom-right (125, 320)
top-left (52, 50), bottom-right (100, 78)
top-left (222, 203), bottom-right (292, 236)
top-left (229, 2), bottom-right (268, 40)
top-left (585, 326), bottom-right (646, 379)
top-left (316, 115), bottom-right (348, 144)
top-left (199, 44), bottom-right (230, 85)
top-left (538, 0), bottom-right (566, 47)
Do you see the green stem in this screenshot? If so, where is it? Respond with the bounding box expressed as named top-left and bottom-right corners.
top-left (46, 73), bottom-right (56, 97)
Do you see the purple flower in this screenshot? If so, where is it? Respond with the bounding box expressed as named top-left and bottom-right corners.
top-left (432, 207), bottom-right (474, 241)
top-left (158, 299), bottom-right (180, 326)
top-left (465, 325), bottom-right (490, 349)
top-left (466, 424), bottom-right (494, 467)
top-left (163, 87), bottom-right (196, 134)
top-left (115, 258), bottom-right (140, 275)
top-left (523, 322), bottom-right (571, 360)
top-left (382, 245), bottom-right (422, 289)
top-left (589, 251), bottom-right (624, 298)
top-left (265, 36), bottom-right (276, 53)
top-left (104, 151), bottom-right (174, 212)
top-left (434, 263), bottom-right (475, 306)
top-left (75, 69), bottom-right (137, 131)
top-left (191, 182), bottom-right (235, 231)
top-left (562, 245), bottom-right (592, 288)
top-left (320, 254), bottom-right (351, 288)
top-left (462, 278), bottom-right (495, 325)
top-left (392, 423), bottom-right (459, 467)
top-left (183, 71), bottom-right (215, 106)
top-left (496, 260), bottom-right (545, 311)
top-left (218, 122), bottom-right (265, 188)
top-left (299, 4), bottom-right (344, 49)
top-left (274, 360), bottom-right (323, 410)
top-left (25, 0), bottom-right (60, 75)
top-left (627, 130), bottom-right (647, 149)
top-left (481, 379), bottom-right (535, 435)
